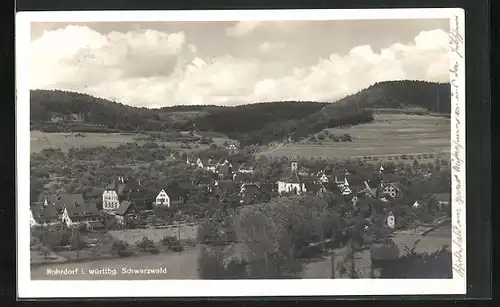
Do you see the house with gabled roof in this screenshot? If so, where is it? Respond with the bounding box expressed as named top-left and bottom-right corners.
top-left (103, 176), bottom-right (141, 208)
top-left (238, 162), bottom-right (255, 174)
top-left (215, 163), bottom-right (232, 179)
top-left (30, 203), bottom-right (60, 227)
top-left (154, 189), bottom-right (171, 208)
top-left (186, 156), bottom-right (200, 166)
top-left (429, 193), bottom-right (451, 210)
top-left (277, 161), bottom-right (306, 195)
top-left (115, 201), bottom-right (140, 227)
top-left (40, 193), bottom-right (86, 220)
top-left (61, 200), bottom-right (101, 228)
top-left (214, 180), bottom-right (239, 198)
top-left (239, 182), bottom-right (262, 205)
top-left (381, 182), bottom-right (404, 198)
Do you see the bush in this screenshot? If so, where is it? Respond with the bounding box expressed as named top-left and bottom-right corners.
top-left (136, 236), bottom-right (156, 252)
top-left (161, 235), bottom-right (180, 247)
top-left (145, 246), bottom-right (160, 254)
top-left (169, 245), bottom-right (185, 252)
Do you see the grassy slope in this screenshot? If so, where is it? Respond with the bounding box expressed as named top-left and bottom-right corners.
top-left (258, 113), bottom-right (450, 161)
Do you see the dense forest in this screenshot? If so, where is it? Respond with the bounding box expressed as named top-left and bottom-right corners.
top-left (30, 81), bottom-right (450, 145)
top-left (30, 90), bottom-right (170, 132)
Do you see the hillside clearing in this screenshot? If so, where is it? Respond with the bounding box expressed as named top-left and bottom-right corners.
top-left (30, 131), bottom-right (234, 154)
top-left (258, 114), bottom-right (450, 162)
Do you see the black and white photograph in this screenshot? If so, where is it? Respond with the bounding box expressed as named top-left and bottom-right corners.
top-left (16, 8), bottom-right (466, 297)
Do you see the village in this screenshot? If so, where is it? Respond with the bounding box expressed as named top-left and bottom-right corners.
top-left (29, 136), bottom-right (452, 279)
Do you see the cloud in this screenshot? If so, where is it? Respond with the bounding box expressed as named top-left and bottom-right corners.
top-left (31, 26), bottom-right (450, 107)
top-left (259, 41), bottom-right (286, 53)
top-left (225, 21), bottom-right (296, 37)
top-left (31, 25), bottom-right (188, 89)
top-left (225, 21), bottom-right (262, 36)
top-left (249, 29), bottom-right (450, 102)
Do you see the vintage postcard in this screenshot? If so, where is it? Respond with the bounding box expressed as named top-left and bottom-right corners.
top-left (16, 8), bottom-right (466, 298)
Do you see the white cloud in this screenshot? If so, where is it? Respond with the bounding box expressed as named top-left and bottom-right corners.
top-left (225, 21), bottom-right (263, 36)
top-left (259, 41), bottom-right (285, 53)
top-left (225, 21), bottom-right (297, 37)
top-left (31, 27), bottom-right (450, 107)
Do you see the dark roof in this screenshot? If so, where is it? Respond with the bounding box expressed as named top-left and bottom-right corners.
top-left (44, 194), bottom-right (85, 210)
top-left (31, 204), bottom-right (58, 219)
top-left (357, 187), bottom-right (378, 198)
top-left (240, 183), bottom-right (260, 194)
top-left (115, 201), bottom-right (135, 215)
top-left (216, 164), bottom-right (231, 174)
top-left (305, 182), bottom-right (324, 193)
top-left (383, 182), bottom-right (403, 191)
top-left (65, 202), bottom-right (99, 217)
top-left (86, 221), bottom-right (105, 229)
top-left (238, 163), bottom-right (254, 170)
top-left (279, 171), bottom-right (302, 184)
top-left (432, 193), bottom-right (451, 202)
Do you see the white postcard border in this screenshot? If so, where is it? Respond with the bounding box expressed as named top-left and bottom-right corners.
top-left (16, 8), bottom-right (466, 298)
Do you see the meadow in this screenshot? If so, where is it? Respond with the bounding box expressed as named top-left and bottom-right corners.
top-left (259, 114), bottom-right (451, 162)
top-left (29, 130), bottom-right (234, 154)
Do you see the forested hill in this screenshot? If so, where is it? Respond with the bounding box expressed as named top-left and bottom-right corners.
top-left (30, 80), bottom-right (450, 137)
top-left (318, 80), bottom-right (450, 119)
top-left (30, 90), bottom-right (170, 132)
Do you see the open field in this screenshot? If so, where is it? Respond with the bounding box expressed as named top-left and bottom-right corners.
top-left (30, 131), bottom-right (149, 153)
top-left (258, 114), bottom-right (450, 162)
top-left (30, 130), bottom-right (236, 154)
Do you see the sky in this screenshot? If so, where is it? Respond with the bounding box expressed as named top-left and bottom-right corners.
top-left (30, 19), bottom-right (450, 108)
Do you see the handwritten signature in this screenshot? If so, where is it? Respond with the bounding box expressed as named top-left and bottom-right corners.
top-left (449, 12), bottom-right (465, 279)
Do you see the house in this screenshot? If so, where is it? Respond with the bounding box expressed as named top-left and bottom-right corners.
top-left (62, 201), bottom-right (101, 228)
top-left (41, 193), bottom-right (86, 220)
top-left (333, 177), bottom-right (352, 196)
top-left (357, 181), bottom-right (379, 199)
top-left (413, 200), bottom-right (421, 208)
top-left (431, 193), bottom-right (451, 210)
top-left (238, 163), bottom-right (254, 174)
top-left (215, 163), bottom-right (232, 179)
top-left (277, 161), bottom-right (306, 195)
top-left (305, 182), bottom-right (327, 194)
top-left (30, 204), bottom-right (60, 227)
top-left (214, 180), bottom-right (239, 199)
top-left (102, 190), bottom-right (120, 211)
top-left (232, 172), bottom-right (251, 183)
top-left (85, 220), bottom-right (105, 231)
top-left (226, 144), bottom-right (237, 154)
top-left (298, 166), bottom-right (310, 177)
top-left (186, 156), bottom-right (199, 166)
top-left (317, 171), bottom-right (329, 184)
top-left (239, 183), bottom-right (261, 205)
top-left (115, 201), bottom-right (141, 227)
top-left (154, 189), bottom-right (171, 208)
top-left (381, 182), bottom-right (404, 198)
top-left (104, 176), bottom-right (141, 203)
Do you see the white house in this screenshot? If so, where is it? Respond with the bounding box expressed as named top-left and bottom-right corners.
top-left (155, 189), bottom-right (171, 207)
top-left (277, 161), bottom-right (306, 195)
top-left (318, 172), bottom-right (329, 184)
top-left (102, 190), bottom-right (120, 211)
top-left (29, 208), bottom-right (39, 227)
top-left (413, 201), bottom-right (420, 208)
top-left (61, 202), bottom-right (100, 228)
top-left (340, 178), bottom-right (352, 195)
